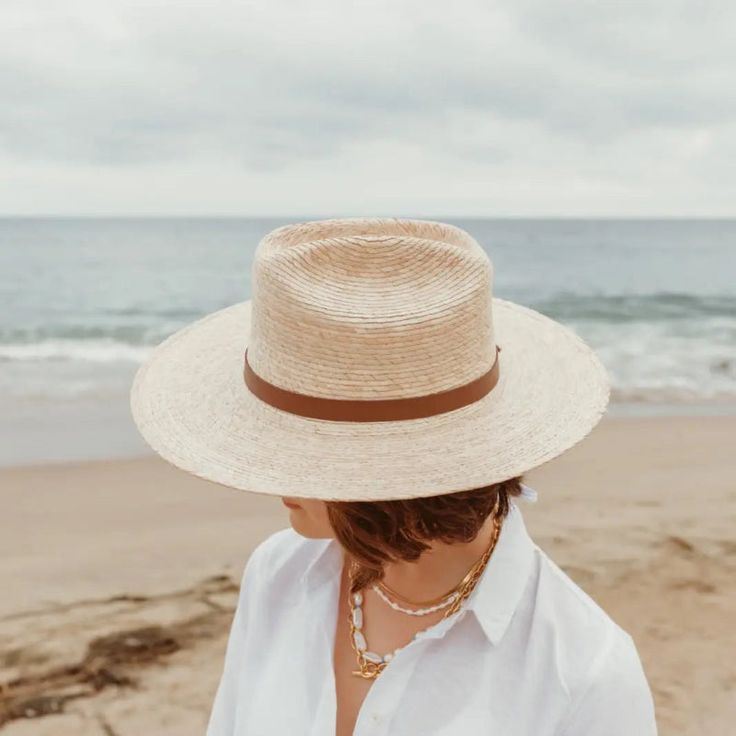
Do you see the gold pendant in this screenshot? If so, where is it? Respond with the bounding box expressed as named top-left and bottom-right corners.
top-left (352, 659), bottom-right (384, 679)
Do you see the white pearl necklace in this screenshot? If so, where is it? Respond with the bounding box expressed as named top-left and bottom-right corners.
top-left (371, 584), bottom-right (459, 616)
top-left (350, 591), bottom-right (421, 666)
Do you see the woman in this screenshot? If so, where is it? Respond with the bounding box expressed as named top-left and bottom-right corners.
top-left (131, 218), bottom-right (657, 735)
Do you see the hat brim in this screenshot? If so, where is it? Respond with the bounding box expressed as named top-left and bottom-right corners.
top-left (130, 298), bottom-right (609, 501)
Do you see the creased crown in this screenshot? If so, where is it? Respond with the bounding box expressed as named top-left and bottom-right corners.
top-left (246, 217), bottom-right (496, 400)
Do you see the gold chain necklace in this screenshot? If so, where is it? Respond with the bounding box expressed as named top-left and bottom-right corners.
top-left (347, 515), bottom-right (503, 680)
top-left (373, 557), bottom-right (481, 609)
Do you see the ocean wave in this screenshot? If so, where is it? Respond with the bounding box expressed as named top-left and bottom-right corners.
top-left (0, 339), bottom-right (152, 363)
top-left (0, 323), bottom-right (181, 346)
top-left (534, 292), bottom-right (736, 323)
top-left (100, 306), bottom-right (205, 319)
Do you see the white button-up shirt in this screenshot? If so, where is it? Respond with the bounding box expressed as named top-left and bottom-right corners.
top-left (207, 501), bottom-right (657, 735)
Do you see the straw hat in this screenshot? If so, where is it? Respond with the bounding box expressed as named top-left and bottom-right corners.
top-left (130, 217), bottom-right (610, 501)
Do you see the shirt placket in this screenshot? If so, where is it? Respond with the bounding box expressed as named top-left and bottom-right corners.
top-left (305, 561), bottom-right (344, 736)
top-left (352, 610), bottom-right (467, 736)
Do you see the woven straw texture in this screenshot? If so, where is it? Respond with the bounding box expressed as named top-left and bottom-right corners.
top-left (130, 217), bottom-right (610, 501)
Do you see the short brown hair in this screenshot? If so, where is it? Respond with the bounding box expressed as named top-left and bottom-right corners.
top-left (325, 475), bottom-right (524, 594)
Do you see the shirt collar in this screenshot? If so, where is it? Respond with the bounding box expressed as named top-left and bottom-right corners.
top-left (462, 501), bottom-right (536, 645)
top-left (302, 534), bottom-right (345, 594)
top-left (301, 501), bottom-right (536, 647)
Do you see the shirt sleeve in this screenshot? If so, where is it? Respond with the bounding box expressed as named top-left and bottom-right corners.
top-left (205, 539), bottom-right (268, 736)
top-left (557, 627), bottom-right (658, 736)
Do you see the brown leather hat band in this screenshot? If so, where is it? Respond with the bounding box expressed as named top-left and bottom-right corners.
top-left (243, 345), bottom-right (501, 422)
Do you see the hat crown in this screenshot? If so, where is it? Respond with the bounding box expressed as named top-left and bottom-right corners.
top-left (247, 218), bottom-right (497, 400)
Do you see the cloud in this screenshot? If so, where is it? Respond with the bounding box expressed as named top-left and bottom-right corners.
top-left (1, 0), bottom-right (734, 214)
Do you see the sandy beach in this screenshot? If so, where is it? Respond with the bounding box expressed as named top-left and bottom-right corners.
top-left (1, 414), bottom-right (734, 735)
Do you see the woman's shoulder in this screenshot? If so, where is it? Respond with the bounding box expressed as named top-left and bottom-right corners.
top-left (536, 548), bottom-right (626, 637)
top-left (238, 526), bottom-right (332, 593)
top-left (530, 547), bottom-right (657, 731)
top-left (527, 544), bottom-right (651, 712)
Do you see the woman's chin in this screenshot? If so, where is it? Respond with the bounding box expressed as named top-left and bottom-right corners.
top-left (280, 497), bottom-right (335, 539)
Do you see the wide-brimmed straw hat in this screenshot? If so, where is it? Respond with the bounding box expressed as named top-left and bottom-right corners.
top-left (130, 217), bottom-right (610, 501)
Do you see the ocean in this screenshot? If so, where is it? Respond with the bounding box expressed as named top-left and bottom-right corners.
top-left (1, 217), bottom-right (735, 464)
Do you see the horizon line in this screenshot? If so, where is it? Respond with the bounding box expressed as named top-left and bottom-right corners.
top-left (1, 214), bottom-right (736, 221)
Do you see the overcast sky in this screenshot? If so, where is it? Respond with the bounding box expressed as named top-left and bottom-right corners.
top-left (2, 1), bottom-right (735, 216)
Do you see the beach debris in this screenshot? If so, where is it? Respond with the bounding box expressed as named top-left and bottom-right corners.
top-left (0, 625), bottom-right (177, 726)
top-left (0, 573), bottom-right (240, 727)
